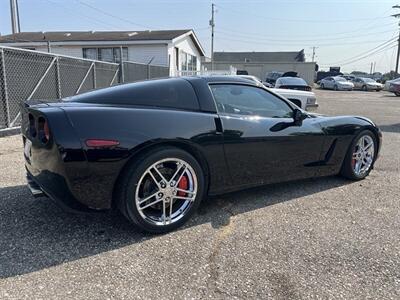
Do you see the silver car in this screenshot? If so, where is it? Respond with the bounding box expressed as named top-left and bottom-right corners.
top-left (352, 77), bottom-right (383, 91)
top-left (320, 76), bottom-right (354, 91)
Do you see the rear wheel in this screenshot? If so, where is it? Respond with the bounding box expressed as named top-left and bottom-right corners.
top-left (334, 85), bottom-right (338, 91)
top-left (320, 83), bottom-right (325, 89)
top-left (395, 92), bottom-right (400, 96)
top-left (340, 130), bottom-right (377, 180)
top-left (117, 147), bottom-right (205, 233)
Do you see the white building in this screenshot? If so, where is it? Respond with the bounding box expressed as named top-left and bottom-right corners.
top-left (0, 29), bottom-right (205, 76)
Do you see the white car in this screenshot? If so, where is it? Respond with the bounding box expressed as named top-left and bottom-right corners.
top-left (237, 75), bottom-right (318, 111)
top-left (270, 88), bottom-right (318, 111)
top-left (320, 76), bottom-right (354, 91)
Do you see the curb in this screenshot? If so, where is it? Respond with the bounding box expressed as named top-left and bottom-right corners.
top-left (0, 127), bottom-right (21, 137)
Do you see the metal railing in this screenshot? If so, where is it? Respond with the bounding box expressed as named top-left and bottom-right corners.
top-left (0, 46), bottom-right (170, 130)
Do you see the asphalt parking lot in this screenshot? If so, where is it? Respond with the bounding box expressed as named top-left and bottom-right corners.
top-left (0, 89), bottom-right (399, 299)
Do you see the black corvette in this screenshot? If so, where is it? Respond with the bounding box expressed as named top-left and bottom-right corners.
top-left (22, 76), bottom-right (382, 233)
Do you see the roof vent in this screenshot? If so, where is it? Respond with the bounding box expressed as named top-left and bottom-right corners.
top-left (128, 32), bottom-right (137, 37)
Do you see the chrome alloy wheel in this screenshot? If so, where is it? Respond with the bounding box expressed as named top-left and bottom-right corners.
top-left (135, 158), bottom-right (198, 226)
top-left (352, 135), bottom-right (375, 176)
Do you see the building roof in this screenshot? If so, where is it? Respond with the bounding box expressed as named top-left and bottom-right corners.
top-left (0, 29), bottom-right (206, 56)
top-left (213, 50), bottom-right (305, 62)
top-left (0, 30), bottom-right (192, 42)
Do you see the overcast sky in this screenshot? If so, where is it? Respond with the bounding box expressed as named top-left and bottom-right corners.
top-left (0, 0), bottom-right (399, 73)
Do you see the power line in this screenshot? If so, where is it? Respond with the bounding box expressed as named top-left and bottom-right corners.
top-left (76, 0), bottom-right (153, 30)
top-left (216, 21), bottom-right (396, 40)
top-left (321, 40), bottom-right (397, 66)
top-left (216, 3), bottom-right (390, 23)
top-left (43, 0), bottom-right (120, 30)
top-left (339, 44), bottom-right (397, 67)
top-left (215, 34), bottom-right (396, 48)
top-left (215, 27), bottom-right (396, 43)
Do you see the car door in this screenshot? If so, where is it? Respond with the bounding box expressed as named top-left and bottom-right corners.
top-left (210, 83), bottom-right (326, 188)
top-left (354, 78), bottom-right (362, 89)
top-left (325, 77), bottom-right (333, 89)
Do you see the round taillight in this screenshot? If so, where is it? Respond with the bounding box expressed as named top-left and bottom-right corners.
top-left (38, 117), bottom-right (50, 144)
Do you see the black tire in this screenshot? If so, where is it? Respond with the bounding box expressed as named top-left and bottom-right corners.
top-left (395, 92), bottom-right (400, 96)
top-left (320, 83), bottom-right (324, 89)
top-left (334, 85), bottom-right (338, 91)
top-left (340, 130), bottom-right (378, 180)
top-left (116, 146), bottom-right (205, 233)
top-left (362, 85), bottom-right (368, 91)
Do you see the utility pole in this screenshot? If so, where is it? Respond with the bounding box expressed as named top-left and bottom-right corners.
top-left (9, 0), bottom-right (20, 34)
top-left (392, 5), bottom-right (400, 75)
top-left (370, 62), bottom-right (373, 74)
top-left (210, 3), bottom-right (215, 70)
top-left (311, 46), bottom-right (318, 62)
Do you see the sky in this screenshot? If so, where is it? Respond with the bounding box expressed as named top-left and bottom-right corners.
top-left (0, 0), bottom-right (399, 73)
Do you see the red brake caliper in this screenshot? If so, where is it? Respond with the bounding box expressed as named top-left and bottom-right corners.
top-left (177, 175), bottom-right (188, 196)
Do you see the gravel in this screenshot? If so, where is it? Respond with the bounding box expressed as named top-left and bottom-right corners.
top-left (0, 89), bottom-right (399, 299)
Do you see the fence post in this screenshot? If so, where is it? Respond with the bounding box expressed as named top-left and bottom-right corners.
top-left (93, 62), bottom-right (97, 89)
top-left (55, 56), bottom-right (62, 98)
top-left (120, 62), bottom-right (125, 83)
top-left (0, 48), bottom-right (11, 128)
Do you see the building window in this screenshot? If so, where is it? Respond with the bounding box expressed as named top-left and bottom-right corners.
top-left (83, 47), bottom-right (128, 63)
top-left (180, 51), bottom-right (197, 71)
top-left (83, 48), bottom-right (97, 60)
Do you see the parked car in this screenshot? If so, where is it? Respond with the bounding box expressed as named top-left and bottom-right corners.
top-left (238, 75), bottom-right (318, 110)
top-left (265, 71), bottom-right (297, 86)
top-left (340, 75), bottom-right (356, 81)
top-left (275, 77), bottom-right (312, 91)
top-left (384, 77), bottom-right (400, 96)
top-left (22, 76), bottom-right (381, 233)
top-left (352, 77), bottom-right (383, 91)
top-left (320, 76), bottom-right (354, 91)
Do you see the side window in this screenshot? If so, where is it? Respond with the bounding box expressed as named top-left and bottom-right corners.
top-left (210, 84), bottom-right (293, 118)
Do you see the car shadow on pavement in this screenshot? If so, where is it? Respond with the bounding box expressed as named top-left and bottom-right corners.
top-left (0, 176), bottom-right (351, 279)
top-left (378, 123), bottom-right (400, 133)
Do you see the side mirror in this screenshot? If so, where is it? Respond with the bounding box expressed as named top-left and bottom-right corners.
top-left (293, 109), bottom-right (308, 126)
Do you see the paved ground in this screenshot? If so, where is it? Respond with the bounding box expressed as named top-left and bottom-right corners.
top-left (0, 89), bottom-right (399, 299)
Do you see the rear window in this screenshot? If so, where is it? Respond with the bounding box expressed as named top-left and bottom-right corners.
top-left (278, 77), bottom-right (307, 85)
top-left (69, 78), bottom-right (200, 111)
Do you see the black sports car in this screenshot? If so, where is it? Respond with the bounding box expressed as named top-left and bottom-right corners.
top-left (22, 76), bottom-right (382, 233)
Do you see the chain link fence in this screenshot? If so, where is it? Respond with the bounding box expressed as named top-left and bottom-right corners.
top-left (122, 61), bottom-right (170, 83)
top-left (0, 46), bottom-right (170, 130)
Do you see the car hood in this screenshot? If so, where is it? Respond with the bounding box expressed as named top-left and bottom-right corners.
top-left (270, 88), bottom-right (314, 97)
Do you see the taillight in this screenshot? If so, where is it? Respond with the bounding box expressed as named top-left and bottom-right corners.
top-left (28, 113), bottom-right (37, 137)
top-left (85, 139), bottom-right (120, 148)
top-left (38, 117), bottom-right (50, 144)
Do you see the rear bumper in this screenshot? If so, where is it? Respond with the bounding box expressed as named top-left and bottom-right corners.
top-left (306, 103), bottom-right (319, 111)
top-left (26, 169), bottom-right (96, 213)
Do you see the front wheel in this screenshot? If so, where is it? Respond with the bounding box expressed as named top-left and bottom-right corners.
top-left (320, 83), bottom-right (325, 89)
top-left (362, 85), bottom-right (368, 91)
top-left (334, 85), bottom-right (338, 91)
top-left (340, 130), bottom-right (377, 180)
top-left (395, 92), bottom-right (400, 96)
top-left (117, 147), bottom-right (205, 233)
